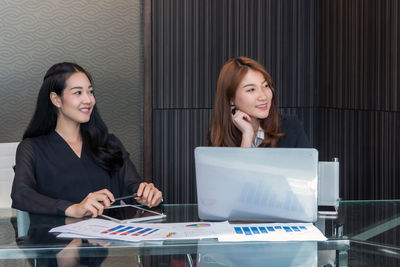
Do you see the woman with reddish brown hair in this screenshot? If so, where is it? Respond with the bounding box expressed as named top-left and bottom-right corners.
top-left (209, 56), bottom-right (310, 148)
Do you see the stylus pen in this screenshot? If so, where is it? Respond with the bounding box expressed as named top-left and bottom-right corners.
top-left (114, 193), bottom-right (138, 202)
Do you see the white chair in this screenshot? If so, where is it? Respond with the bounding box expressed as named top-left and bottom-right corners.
top-left (0, 142), bottom-right (19, 207)
top-left (0, 142), bottom-right (30, 237)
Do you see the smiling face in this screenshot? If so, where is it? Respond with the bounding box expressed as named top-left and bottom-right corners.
top-left (51, 72), bottom-right (96, 125)
top-left (232, 69), bottom-right (273, 120)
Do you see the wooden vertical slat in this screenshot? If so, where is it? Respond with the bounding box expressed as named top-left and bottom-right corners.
top-left (143, 0), bottom-right (152, 181)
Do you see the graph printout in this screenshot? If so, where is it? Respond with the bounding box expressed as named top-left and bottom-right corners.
top-left (50, 219), bottom-right (228, 242)
top-left (50, 219), bottom-right (327, 242)
top-left (50, 219), bottom-right (169, 241)
top-left (218, 223), bottom-right (327, 242)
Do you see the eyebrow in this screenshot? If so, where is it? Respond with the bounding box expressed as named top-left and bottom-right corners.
top-left (243, 83), bottom-right (256, 88)
top-left (243, 80), bottom-right (268, 88)
top-left (69, 85), bottom-right (93, 90)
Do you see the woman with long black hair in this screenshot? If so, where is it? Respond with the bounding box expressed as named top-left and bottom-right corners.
top-left (11, 62), bottom-right (162, 218)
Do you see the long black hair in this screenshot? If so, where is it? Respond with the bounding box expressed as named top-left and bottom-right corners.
top-left (23, 62), bottom-right (123, 172)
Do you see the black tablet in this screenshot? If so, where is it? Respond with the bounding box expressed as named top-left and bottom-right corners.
top-left (101, 204), bottom-right (166, 223)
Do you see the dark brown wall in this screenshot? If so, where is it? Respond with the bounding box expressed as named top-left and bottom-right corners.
top-left (152, 0), bottom-right (317, 203)
top-left (317, 0), bottom-right (400, 199)
top-left (150, 0), bottom-right (399, 203)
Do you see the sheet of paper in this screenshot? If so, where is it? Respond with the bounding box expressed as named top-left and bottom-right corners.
top-left (50, 219), bottom-right (327, 242)
top-left (51, 218), bottom-right (172, 241)
top-left (161, 221), bottom-right (231, 240)
top-left (50, 218), bottom-right (229, 242)
top-left (56, 233), bottom-right (100, 239)
top-left (218, 223), bottom-right (327, 242)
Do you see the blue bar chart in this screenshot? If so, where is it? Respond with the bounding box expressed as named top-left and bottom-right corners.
top-left (233, 225), bottom-right (308, 236)
top-left (101, 225), bottom-right (160, 237)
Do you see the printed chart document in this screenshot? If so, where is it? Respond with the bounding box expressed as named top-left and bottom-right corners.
top-left (217, 223), bottom-right (327, 242)
top-left (50, 219), bottom-right (327, 242)
top-left (50, 219), bottom-right (229, 242)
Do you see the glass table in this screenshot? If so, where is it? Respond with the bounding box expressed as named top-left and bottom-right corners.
top-left (0, 201), bottom-right (400, 266)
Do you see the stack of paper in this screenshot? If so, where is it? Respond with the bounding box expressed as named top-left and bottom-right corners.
top-left (49, 219), bottom-right (327, 242)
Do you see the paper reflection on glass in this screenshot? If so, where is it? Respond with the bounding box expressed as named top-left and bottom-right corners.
top-left (196, 241), bottom-right (318, 267)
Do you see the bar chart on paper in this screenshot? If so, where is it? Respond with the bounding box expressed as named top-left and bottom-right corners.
top-left (219, 223), bottom-right (327, 242)
top-left (50, 219), bottom-right (169, 241)
top-left (50, 219), bottom-right (326, 242)
top-left (234, 225), bottom-right (308, 235)
top-left (101, 225), bottom-right (160, 237)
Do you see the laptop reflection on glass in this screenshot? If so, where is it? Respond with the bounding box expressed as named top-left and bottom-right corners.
top-left (194, 147), bottom-right (318, 222)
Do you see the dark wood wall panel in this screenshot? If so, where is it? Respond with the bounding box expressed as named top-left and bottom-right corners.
top-left (152, 0), bottom-right (316, 109)
top-left (150, 0), bottom-right (399, 202)
top-left (152, 0), bottom-right (317, 203)
top-left (153, 109), bottom-right (211, 203)
top-left (317, 0), bottom-right (400, 199)
top-left (317, 109), bottom-right (400, 199)
top-left (317, 0), bottom-right (400, 110)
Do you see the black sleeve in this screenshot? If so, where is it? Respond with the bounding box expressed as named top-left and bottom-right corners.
top-left (111, 135), bottom-right (143, 196)
top-left (296, 121), bottom-right (312, 148)
top-left (278, 116), bottom-right (312, 148)
top-left (11, 140), bottom-right (73, 215)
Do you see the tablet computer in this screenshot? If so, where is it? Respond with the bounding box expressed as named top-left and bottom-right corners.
top-left (101, 204), bottom-right (166, 223)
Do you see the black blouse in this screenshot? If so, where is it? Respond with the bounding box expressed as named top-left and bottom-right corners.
top-left (11, 131), bottom-right (142, 216)
top-left (278, 115), bottom-right (311, 148)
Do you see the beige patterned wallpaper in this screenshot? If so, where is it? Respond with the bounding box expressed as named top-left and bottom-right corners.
top-left (0, 0), bottom-right (144, 173)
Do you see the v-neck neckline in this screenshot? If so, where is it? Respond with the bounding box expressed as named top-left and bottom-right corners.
top-left (52, 131), bottom-right (83, 159)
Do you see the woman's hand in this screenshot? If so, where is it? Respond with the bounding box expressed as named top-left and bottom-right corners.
top-left (56, 238), bottom-right (82, 267)
top-left (56, 238), bottom-right (110, 267)
top-left (135, 182), bottom-right (163, 208)
top-left (232, 109), bottom-right (255, 147)
top-left (65, 189), bottom-right (115, 218)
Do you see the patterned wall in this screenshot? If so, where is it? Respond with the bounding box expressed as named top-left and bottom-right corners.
top-left (0, 0), bottom-right (144, 173)
top-left (317, 0), bottom-right (400, 199)
top-left (152, 0), bottom-right (399, 203)
top-left (152, 0), bottom-right (316, 203)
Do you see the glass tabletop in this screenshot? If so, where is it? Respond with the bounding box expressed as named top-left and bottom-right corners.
top-left (0, 201), bottom-right (400, 266)
top-left (338, 200), bottom-right (400, 246)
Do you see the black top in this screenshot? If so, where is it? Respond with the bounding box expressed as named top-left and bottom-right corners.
top-left (278, 115), bottom-right (311, 148)
top-left (11, 131), bottom-right (142, 216)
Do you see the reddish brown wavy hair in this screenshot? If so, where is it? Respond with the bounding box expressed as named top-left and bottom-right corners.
top-left (209, 57), bottom-right (283, 147)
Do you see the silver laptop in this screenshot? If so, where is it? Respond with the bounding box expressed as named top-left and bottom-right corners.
top-left (195, 147), bottom-right (318, 222)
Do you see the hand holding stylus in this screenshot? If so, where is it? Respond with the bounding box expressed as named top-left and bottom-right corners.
top-left (65, 189), bottom-right (115, 218)
top-left (135, 182), bottom-right (163, 208)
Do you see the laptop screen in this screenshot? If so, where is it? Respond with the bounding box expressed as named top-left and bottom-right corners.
top-left (195, 147), bottom-right (318, 222)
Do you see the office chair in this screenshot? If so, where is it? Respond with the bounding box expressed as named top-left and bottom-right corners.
top-left (0, 142), bottom-right (30, 237)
